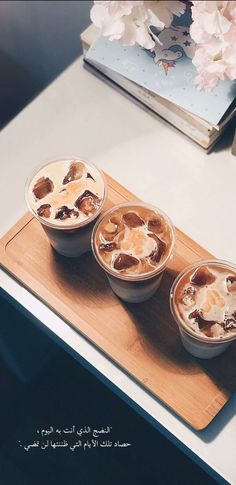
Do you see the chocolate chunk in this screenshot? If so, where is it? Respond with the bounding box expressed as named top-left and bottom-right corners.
top-left (189, 309), bottom-right (200, 321)
top-left (99, 242), bottom-right (118, 252)
top-left (63, 161), bottom-right (85, 185)
top-left (55, 205), bottom-right (79, 221)
top-left (113, 253), bottom-right (139, 271)
top-left (191, 267), bottom-right (215, 286)
top-left (110, 216), bottom-right (121, 225)
top-left (86, 172), bottom-right (95, 181)
top-left (182, 286), bottom-right (196, 307)
top-left (110, 216), bottom-right (124, 233)
top-left (148, 233), bottom-right (166, 262)
top-left (33, 177), bottom-right (54, 200)
top-left (227, 276), bottom-right (236, 284)
top-left (148, 217), bottom-right (163, 234)
top-left (122, 212), bottom-right (144, 228)
top-left (189, 309), bottom-right (215, 331)
top-left (75, 190), bottom-right (100, 215)
top-left (184, 286), bottom-right (196, 296)
top-left (104, 221), bottom-right (118, 234)
top-left (37, 204), bottom-right (51, 218)
top-left (224, 318), bottom-right (236, 331)
top-left (226, 276), bottom-right (236, 292)
top-left (102, 219), bottom-right (121, 241)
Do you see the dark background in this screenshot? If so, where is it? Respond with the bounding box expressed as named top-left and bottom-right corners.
top-left (0, 0), bottom-right (92, 128)
top-left (0, 291), bottom-right (216, 485)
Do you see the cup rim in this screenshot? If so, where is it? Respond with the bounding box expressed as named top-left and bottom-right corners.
top-left (91, 201), bottom-right (175, 282)
top-left (25, 156), bottom-right (107, 231)
top-left (169, 258), bottom-right (236, 344)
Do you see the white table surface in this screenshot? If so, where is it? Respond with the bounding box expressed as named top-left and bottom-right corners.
top-left (1, 57), bottom-right (236, 484)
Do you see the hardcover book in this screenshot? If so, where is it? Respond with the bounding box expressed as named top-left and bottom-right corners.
top-left (81, 17), bottom-right (236, 150)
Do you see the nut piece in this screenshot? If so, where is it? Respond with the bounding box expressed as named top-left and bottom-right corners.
top-left (37, 204), bottom-right (51, 218)
top-left (148, 217), bottom-right (163, 234)
top-left (113, 253), bottom-right (139, 271)
top-left (33, 177), bottom-right (54, 200)
top-left (75, 190), bottom-right (100, 215)
top-left (191, 266), bottom-right (215, 287)
top-left (63, 161), bottom-right (86, 185)
top-left (55, 206), bottom-right (79, 221)
top-left (104, 222), bottom-right (118, 234)
top-left (148, 233), bottom-right (166, 262)
top-left (122, 212), bottom-right (144, 228)
top-left (188, 309), bottom-right (215, 333)
top-left (103, 220), bottom-right (119, 242)
top-left (99, 242), bottom-right (118, 252)
top-left (226, 276), bottom-right (236, 293)
top-left (224, 318), bottom-right (236, 331)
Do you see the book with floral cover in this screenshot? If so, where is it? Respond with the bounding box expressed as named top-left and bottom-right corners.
top-left (81, 21), bottom-right (235, 149)
top-left (85, 21), bottom-right (235, 127)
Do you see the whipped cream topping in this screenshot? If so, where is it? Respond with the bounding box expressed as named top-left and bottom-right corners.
top-left (119, 227), bottom-right (156, 259)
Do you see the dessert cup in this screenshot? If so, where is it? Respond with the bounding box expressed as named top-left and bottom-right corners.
top-left (170, 259), bottom-right (236, 359)
top-left (25, 157), bottom-right (107, 257)
top-left (92, 202), bottom-right (175, 303)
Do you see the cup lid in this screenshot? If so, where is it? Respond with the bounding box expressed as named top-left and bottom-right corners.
top-left (25, 157), bottom-right (107, 231)
top-left (91, 201), bottom-right (175, 282)
top-left (170, 258), bottom-right (236, 344)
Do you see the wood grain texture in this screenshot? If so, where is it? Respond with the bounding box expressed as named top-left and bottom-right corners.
top-left (1, 172), bottom-right (236, 430)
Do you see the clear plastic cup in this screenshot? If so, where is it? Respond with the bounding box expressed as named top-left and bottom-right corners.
top-left (25, 157), bottom-right (107, 257)
top-left (170, 259), bottom-right (236, 359)
top-left (91, 202), bottom-right (175, 303)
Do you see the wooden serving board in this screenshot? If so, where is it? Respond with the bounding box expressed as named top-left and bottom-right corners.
top-left (1, 173), bottom-right (236, 430)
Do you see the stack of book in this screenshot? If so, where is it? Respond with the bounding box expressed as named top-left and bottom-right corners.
top-left (81, 24), bottom-right (236, 150)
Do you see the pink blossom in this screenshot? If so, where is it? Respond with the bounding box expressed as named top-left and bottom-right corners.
top-left (90, 0), bottom-right (236, 90)
top-left (190, 1), bottom-right (236, 90)
top-left (91, 1), bottom-right (186, 49)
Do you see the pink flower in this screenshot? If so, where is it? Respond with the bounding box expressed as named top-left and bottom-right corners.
top-left (190, 1), bottom-right (236, 90)
top-left (91, 1), bottom-right (186, 49)
top-left (90, 0), bottom-right (236, 90)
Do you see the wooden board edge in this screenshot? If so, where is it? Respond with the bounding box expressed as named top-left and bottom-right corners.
top-left (105, 172), bottom-right (140, 202)
top-left (176, 228), bottom-right (214, 260)
top-left (0, 212), bottom-right (33, 249)
top-left (0, 252), bottom-right (223, 431)
top-left (105, 172), bottom-right (214, 260)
